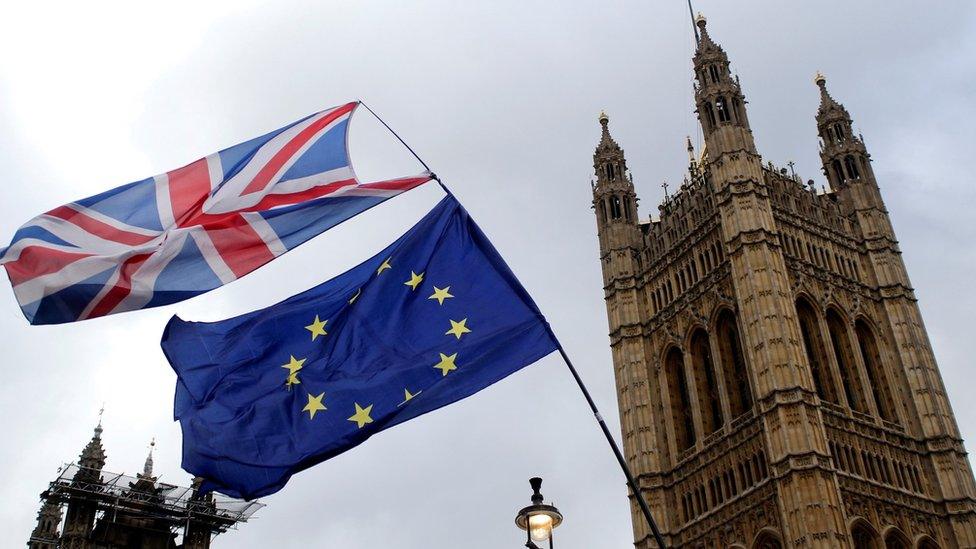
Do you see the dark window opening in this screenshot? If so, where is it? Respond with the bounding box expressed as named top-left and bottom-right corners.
top-left (845, 155), bottom-right (860, 179)
top-left (716, 96), bottom-right (731, 122)
top-left (666, 347), bottom-right (696, 452)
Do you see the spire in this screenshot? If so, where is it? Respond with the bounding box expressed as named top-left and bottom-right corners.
top-left (77, 410), bottom-right (106, 473)
top-left (140, 438), bottom-right (155, 479)
top-left (694, 13), bottom-right (724, 58)
top-left (815, 71), bottom-right (849, 119)
top-left (597, 111), bottom-right (620, 153)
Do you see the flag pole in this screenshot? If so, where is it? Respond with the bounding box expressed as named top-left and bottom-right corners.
top-left (554, 344), bottom-right (669, 549)
top-left (357, 100), bottom-right (452, 195)
top-left (359, 101), bottom-right (666, 547)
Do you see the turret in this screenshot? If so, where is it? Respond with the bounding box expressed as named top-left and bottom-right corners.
top-left (692, 14), bottom-right (755, 157)
top-left (815, 72), bottom-right (883, 212)
top-left (27, 500), bottom-right (62, 549)
top-left (592, 112), bottom-right (639, 249)
top-left (61, 413), bottom-right (106, 543)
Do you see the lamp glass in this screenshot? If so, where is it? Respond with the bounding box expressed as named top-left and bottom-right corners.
top-left (528, 513), bottom-right (553, 542)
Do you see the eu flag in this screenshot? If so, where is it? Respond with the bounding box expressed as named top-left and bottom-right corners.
top-left (161, 196), bottom-right (559, 498)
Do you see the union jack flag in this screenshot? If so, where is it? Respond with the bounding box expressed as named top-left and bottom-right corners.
top-left (0, 102), bottom-right (431, 325)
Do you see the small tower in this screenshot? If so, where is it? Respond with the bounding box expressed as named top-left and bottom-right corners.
top-left (61, 416), bottom-right (106, 547)
top-left (816, 74), bottom-right (976, 544)
top-left (591, 113), bottom-right (666, 543)
top-left (27, 500), bottom-right (62, 549)
top-left (692, 14), bottom-right (754, 158)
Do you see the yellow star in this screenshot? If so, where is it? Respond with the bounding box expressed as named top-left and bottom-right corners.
top-left (428, 286), bottom-right (454, 305)
top-left (404, 271), bottom-right (424, 291)
top-left (433, 352), bottom-right (458, 376)
top-left (445, 318), bottom-right (471, 340)
top-left (398, 388), bottom-right (421, 407)
top-left (376, 258), bottom-right (392, 275)
top-left (348, 288), bottom-right (361, 304)
top-left (281, 355), bottom-right (306, 376)
top-left (285, 372), bottom-right (301, 389)
top-left (305, 316), bottom-right (328, 340)
top-left (348, 402), bottom-right (374, 428)
top-left (303, 392), bottom-right (326, 419)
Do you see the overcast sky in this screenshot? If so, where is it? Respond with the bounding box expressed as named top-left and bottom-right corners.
top-left (1, 1), bottom-right (975, 547)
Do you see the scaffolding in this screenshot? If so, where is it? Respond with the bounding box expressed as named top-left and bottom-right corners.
top-left (40, 463), bottom-right (263, 539)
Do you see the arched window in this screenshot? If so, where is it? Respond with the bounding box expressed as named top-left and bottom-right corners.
top-left (883, 529), bottom-right (911, 549)
top-left (832, 159), bottom-right (845, 184)
top-left (690, 329), bottom-right (724, 435)
top-left (606, 163), bottom-right (616, 181)
top-left (845, 155), bottom-right (861, 179)
top-left (833, 123), bottom-right (845, 143)
top-left (610, 196), bottom-right (622, 219)
top-left (666, 347), bottom-right (696, 452)
top-left (732, 98), bottom-right (742, 123)
top-left (851, 519), bottom-right (881, 549)
top-left (917, 536), bottom-right (941, 549)
top-left (709, 64), bottom-right (720, 83)
top-left (826, 309), bottom-right (868, 413)
top-left (716, 96), bottom-right (731, 122)
top-left (855, 319), bottom-right (897, 423)
top-left (703, 101), bottom-right (717, 129)
top-left (716, 310), bottom-right (753, 417)
top-left (624, 197), bottom-right (632, 221)
top-left (796, 298), bottom-right (838, 403)
top-left (753, 530), bottom-right (784, 549)
top-left (598, 199), bottom-right (607, 223)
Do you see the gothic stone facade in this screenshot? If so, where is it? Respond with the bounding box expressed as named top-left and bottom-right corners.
top-left (592, 16), bottom-right (976, 549)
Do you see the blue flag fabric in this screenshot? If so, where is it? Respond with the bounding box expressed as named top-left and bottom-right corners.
top-left (161, 196), bottom-right (559, 498)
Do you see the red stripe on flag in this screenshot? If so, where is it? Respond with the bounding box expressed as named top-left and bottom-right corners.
top-left (47, 206), bottom-right (157, 246)
top-left (4, 246), bottom-right (94, 287)
top-left (358, 176), bottom-right (432, 191)
top-left (240, 102), bottom-right (357, 196)
top-left (248, 179), bottom-right (357, 211)
top-left (168, 158), bottom-right (213, 227)
top-left (86, 253), bottom-right (152, 319)
top-left (203, 216), bottom-right (276, 279)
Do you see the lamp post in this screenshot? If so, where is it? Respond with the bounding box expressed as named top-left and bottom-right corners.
top-left (515, 477), bottom-right (563, 549)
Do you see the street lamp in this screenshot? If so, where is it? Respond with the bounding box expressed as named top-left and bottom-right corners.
top-left (515, 477), bottom-right (563, 549)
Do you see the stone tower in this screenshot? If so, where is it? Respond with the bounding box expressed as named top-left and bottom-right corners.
top-left (61, 419), bottom-right (106, 548)
top-left (591, 15), bottom-right (976, 548)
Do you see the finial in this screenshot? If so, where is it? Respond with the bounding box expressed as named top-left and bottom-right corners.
top-left (814, 70), bottom-right (827, 88)
top-left (695, 12), bottom-right (707, 28)
top-left (94, 404), bottom-right (105, 438)
top-left (599, 110), bottom-right (609, 127)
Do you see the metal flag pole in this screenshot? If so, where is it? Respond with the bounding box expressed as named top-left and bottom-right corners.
top-left (360, 100), bottom-right (667, 548)
top-left (554, 344), bottom-right (669, 549)
top-left (357, 100), bottom-right (451, 196)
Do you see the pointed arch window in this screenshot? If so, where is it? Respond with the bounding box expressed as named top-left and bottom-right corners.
top-left (598, 199), bottom-right (607, 223)
top-left (845, 155), bottom-right (860, 180)
top-left (716, 96), bottom-right (731, 123)
top-left (833, 123), bottom-right (845, 143)
top-left (702, 101), bottom-right (717, 129)
top-left (610, 195), bottom-right (622, 219)
top-left (716, 310), bottom-right (753, 417)
top-left (826, 309), bottom-right (868, 413)
top-left (708, 64), bottom-right (720, 83)
top-left (606, 163), bottom-right (616, 181)
top-left (665, 347), bottom-right (696, 452)
top-left (884, 529), bottom-right (911, 549)
top-left (850, 520), bottom-right (880, 549)
top-left (690, 329), bottom-right (724, 434)
top-left (796, 298), bottom-right (838, 403)
top-left (856, 319), bottom-right (897, 423)
top-left (832, 159), bottom-right (845, 184)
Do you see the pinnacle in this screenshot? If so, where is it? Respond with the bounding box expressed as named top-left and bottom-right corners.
top-left (815, 71), bottom-right (848, 118)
